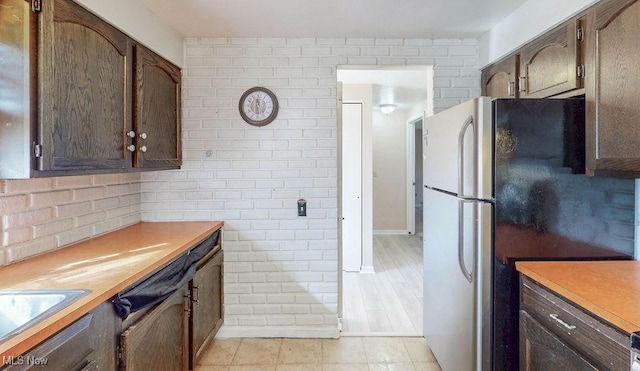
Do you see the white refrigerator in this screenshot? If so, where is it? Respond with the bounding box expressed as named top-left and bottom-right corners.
top-left (422, 97), bottom-right (493, 371)
top-left (423, 97), bottom-right (635, 371)
top-left (422, 96), bottom-right (634, 370)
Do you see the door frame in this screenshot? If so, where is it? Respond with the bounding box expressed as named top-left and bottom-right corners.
top-left (406, 113), bottom-right (425, 235)
top-left (337, 82), bottom-right (343, 322)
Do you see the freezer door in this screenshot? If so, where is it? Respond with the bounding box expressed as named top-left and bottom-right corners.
top-left (423, 97), bottom-right (492, 200)
top-left (423, 188), bottom-right (477, 371)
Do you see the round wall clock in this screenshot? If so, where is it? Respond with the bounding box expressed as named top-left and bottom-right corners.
top-left (238, 87), bottom-right (279, 126)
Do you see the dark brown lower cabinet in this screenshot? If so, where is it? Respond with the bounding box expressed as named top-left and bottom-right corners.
top-left (519, 276), bottom-right (629, 370)
top-left (2, 301), bottom-right (117, 371)
top-left (4, 232), bottom-right (224, 370)
top-left (520, 311), bottom-right (598, 370)
top-left (119, 287), bottom-right (189, 371)
top-left (2, 315), bottom-right (94, 371)
top-left (88, 301), bottom-right (118, 369)
top-left (190, 249), bottom-right (224, 369)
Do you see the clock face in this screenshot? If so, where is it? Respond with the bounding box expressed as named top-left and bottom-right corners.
top-left (239, 87), bottom-right (279, 126)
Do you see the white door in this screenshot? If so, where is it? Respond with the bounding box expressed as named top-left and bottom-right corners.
top-left (341, 103), bottom-right (362, 272)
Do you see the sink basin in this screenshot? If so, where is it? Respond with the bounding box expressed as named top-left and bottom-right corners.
top-left (0, 289), bottom-right (90, 343)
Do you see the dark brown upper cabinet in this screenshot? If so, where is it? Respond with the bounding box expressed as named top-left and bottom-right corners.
top-left (38, 0), bottom-right (133, 174)
top-left (133, 45), bottom-right (181, 170)
top-left (519, 19), bottom-right (584, 98)
top-left (481, 55), bottom-right (519, 98)
top-left (0, 0), bottom-right (181, 178)
top-left (585, 0), bottom-right (640, 176)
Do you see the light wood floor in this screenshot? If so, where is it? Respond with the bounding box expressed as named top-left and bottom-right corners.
top-left (342, 207), bottom-right (424, 335)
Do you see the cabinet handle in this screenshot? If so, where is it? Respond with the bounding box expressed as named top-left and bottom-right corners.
top-left (549, 314), bottom-right (576, 330)
top-left (193, 285), bottom-right (199, 305)
top-left (126, 131), bottom-right (136, 138)
top-left (79, 360), bottom-right (97, 371)
top-left (139, 132), bottom-right (148, 139)
top-left (126, 145), bottom-right (136, 152)
top-left (518, 76), bottom-right (527, 93)
top-left (139, 146), bottom-right (147, 153)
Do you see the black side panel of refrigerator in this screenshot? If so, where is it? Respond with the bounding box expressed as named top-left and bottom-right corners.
top-left (491, 97), bottom-right (635, 370)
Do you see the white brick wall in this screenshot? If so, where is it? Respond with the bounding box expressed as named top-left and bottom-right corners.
top-left (142, 37), bottom-right (480, 338)
top-left (0, 174), bottom-right (142, 266)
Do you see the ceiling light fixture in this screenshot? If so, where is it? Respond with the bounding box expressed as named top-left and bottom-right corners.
top-left (379, 104), bottom-right (396, 115)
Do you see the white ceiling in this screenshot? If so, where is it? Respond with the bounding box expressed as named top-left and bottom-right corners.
top-left (139, 0), bottom-right (527, 113)
top-left (137, 0), bottom-right (527, 38)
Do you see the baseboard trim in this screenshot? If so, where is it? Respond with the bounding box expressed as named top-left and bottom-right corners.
top-left (373, 230), bottom-right (409, 235)
top-left (360, 265), bottom-right (375, 274)
top-left (215, 325), bottom-right (340, 339)
top-left (341, 332), bottom-right (422, 337)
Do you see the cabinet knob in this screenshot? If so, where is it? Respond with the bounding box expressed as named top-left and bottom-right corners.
top-left (126, 145), bottom-right (136, 152)
top-left (139, 146), bottom-right (147, 153)
top-left (126, 131), bottom-right (136, 138)
top-left (139, 132), bottom-right (148, 139)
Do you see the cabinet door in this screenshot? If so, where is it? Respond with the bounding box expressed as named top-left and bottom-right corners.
top-left (133, 45), bottom-right (181, 170)
top-left (585, 0), bottom-right (640, 176)
top-left (90, 301), bottom-right (118, 369)
top-left (120, 288), bottom-right (189, 371)
top-left (520, 311), bottom-right (598, 371)
top-left (39, 0), bottom-right (132, 173)
top-left (481, 55), bottom-right (519, 98)
top-left (519, 19), bottom-right (583, 98)
top-left (190, 250), bottom-right (224, 368)
top-left (4, 314), bottom-right (95, 371)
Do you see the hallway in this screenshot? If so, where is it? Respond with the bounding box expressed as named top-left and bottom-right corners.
top-left (341, 224), bottom-right (423, 335)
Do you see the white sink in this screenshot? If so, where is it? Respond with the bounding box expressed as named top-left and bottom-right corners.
top-left (0, 289), bottom-right (90, 343)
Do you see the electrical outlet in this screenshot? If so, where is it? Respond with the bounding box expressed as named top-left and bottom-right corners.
top-left (298, 199), bottom-right (307, 217)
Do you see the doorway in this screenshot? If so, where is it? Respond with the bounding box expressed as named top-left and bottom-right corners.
top-left (337, 66), bottom-right (433, 336)
top-left (406, 116), bottom-right (424, 238)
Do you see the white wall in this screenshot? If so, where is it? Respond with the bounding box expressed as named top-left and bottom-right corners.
top-left (0, 174), bottom-right (142, 266)
top-left (141, 37), bottom-right (480, 338)
top-left (479, 0), bottom-right (600, 67)
top-left (76, 0), bottom-right (184, 66)
top-left (373, 110), bottom-right (409, 232)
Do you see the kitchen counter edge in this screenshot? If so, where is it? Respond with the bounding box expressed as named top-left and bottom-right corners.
top-left (0, 221), bottom-right (223, 359)
top-left (516, 260), bottom-right (640, 335)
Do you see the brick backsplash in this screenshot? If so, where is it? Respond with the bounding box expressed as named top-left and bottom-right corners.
top-left (142, 38), bottom-right (480, 338)
top-left (0, 173), bottom-right (142, 266)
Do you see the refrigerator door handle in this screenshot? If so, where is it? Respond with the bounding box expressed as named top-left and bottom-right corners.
top-left (457, 115), bottom-right (475, 198)
top-left (458, 199), bottom-right (473, 283)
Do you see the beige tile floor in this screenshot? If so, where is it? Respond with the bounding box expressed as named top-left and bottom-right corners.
top-left (195, 337), bottom-right (442, 371)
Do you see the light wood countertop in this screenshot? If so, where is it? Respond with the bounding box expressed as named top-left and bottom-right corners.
top-left (0, 221), bottom-right (223, 359)
top-left (516, 260), bottom-right (640, 335)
